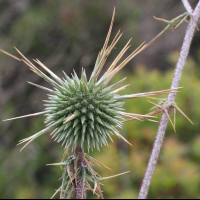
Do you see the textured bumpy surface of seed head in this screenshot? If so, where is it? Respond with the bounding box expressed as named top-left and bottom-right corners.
top-left (44, 69), bottom-right (124, 151)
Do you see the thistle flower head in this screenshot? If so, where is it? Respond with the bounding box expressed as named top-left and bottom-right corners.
top-left (40, 66), bottom-right (126, 152)
top-left (3, 8), bottom-right (179, 152)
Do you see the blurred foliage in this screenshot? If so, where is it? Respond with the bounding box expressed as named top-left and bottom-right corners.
top-left (1, 0), bottom-right (200, 199)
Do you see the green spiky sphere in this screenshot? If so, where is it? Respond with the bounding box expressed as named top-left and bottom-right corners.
top-left (13, 18), bottom-right (151, 152)
top-left (44, 70), bottom-right (124, 152)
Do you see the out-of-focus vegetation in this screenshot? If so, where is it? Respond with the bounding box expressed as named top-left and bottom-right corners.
top-left (95, 54), bottom-right (200, 199)
top-left (1, 0), bottom-right (200, 199)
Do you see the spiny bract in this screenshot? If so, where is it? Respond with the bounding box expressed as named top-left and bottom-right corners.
top-left (3, 9), bottom-right (177, 152)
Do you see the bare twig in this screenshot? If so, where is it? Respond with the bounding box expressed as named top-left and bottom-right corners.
top-left (182, 0), bottom-right (193, 14)
top-left (138, 1), bottom-right (200, 199)
top-left (143, 12), bottom-right (190, 51)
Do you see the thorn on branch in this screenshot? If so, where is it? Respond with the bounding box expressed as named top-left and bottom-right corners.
top-left (146, 99), bottom-right (193, 132)
top-left (154, 12), bottom-right (190, 30)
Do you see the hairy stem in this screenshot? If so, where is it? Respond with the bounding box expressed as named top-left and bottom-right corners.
top-left (182, 0), bottom-right (193, 14)
top-left (73, 147), bottom-right (87, 199)
top-left (138, 1), bottom-right (200, 199)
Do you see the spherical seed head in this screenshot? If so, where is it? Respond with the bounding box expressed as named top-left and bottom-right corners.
top-left (46, 70), bottom-right (123, 152)
top-left (14, 10), bottom-right (149, 152)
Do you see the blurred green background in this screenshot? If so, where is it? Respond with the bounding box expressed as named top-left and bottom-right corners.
top-left (1, 0), bottom-right (200, 199)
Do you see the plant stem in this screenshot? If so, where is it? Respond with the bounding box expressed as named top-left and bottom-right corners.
top-left (73, 147), bottom-right (87, 199)
top-left (138, 1), bottom-right (200, 199)
top-left (182, 0), bottom-right (193, 14)
top-left (142, 12), bottom-right (189, 52)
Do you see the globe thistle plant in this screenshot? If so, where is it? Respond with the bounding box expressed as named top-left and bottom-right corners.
top-left (2, 8), bottom-right (180, 199)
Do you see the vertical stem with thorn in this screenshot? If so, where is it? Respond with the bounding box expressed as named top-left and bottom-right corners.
top-left (138, 1), bottom-right (200, 199)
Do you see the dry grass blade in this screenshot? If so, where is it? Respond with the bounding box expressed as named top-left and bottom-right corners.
top-left (93, 181), bottom-right (98, 194)
top-left (102, 8), bottom-right (115, 52)
top-left (61, 147), bottom-right (69, 162)
top-left (60, 147), bottom-right (69, 169)
top-left (146, 100), bottom-right (167, 115)
top-left (95, 33), bottom-right (123, 80)
top-left (67, 166), bottom-right (73, 183)
top-left (71, 167), bottom-right (80, 183)
top-left (146, 108), bottom-right (163, 117)
top-left (116, 42), bottom-right (146, 71)
top-left (117, 134), bottom-right (132, 146)
top-left (107, 42), bottom-right (146, 82)
top-left (109, 29), bottom-right (121, 47)
top-left (106, 33), bottom-right (123, 55)
top-left (147, 100), bottom-right (167, 114)
top-left (21, 58), bottom-right (48, 81)
top-left (122, 117), bottom-right (143, 122)
top-left (129, 87), bottom-right (181, 98)
top-left (86, 163), bottom-right (101, 177)
top-left (150, 105), bottom-right (158, 110)
top-left (86, 155), bottom-right (111, 170)
top-left (112, 77), bottom-right (127, 90)
top-left (14, 47), bottom-right (37, 69)
top-left (0, 49), bottom-right (21, 61)
top-left (147, 98), bottom-right (164, 110)
top-left (19, 138), bottom-right (34, 151)
top-left (163, 109), bottom-right (176, 132)
top-left (105, 39), bottom-right (132, 77)
top-left (147, 99), bottom-right (162, 109)
top-left (174, 105), bottom-right (193, 124)
top-left (174, 15), bottom-right (188, 29)
top-left (117, 111), bottom-right (157, 118)
top-left (46, 163), bottom-right (66, 166)
top-left (34, 59), bottom-right (61, 81)
top-left (63, 113), bottom-right (76, 124)
top-left (2, 111), bottom-right (47, 121)
top-left (50, 188), bottom-right (60, 199)
top-left (83, 81), bottom-right (89, 93)
top-left (122, 115), bottom-right (158, 123)
top-left (22, 59), bottom-right (38, 72)
top-left (85, 159), bottom-right (94, 167)
top-left (146, 119), bottom-right (158, 123)
top-left (112, 84), bottom-right (130, 93)
top-left (147, 97), bottom-right (166, 100)
top-left (61, 188), bottom-right (68, 199)
top-left (92, 169), bottom-right (100, 177)
top-left (101, 171), bottom-right (130, 180)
